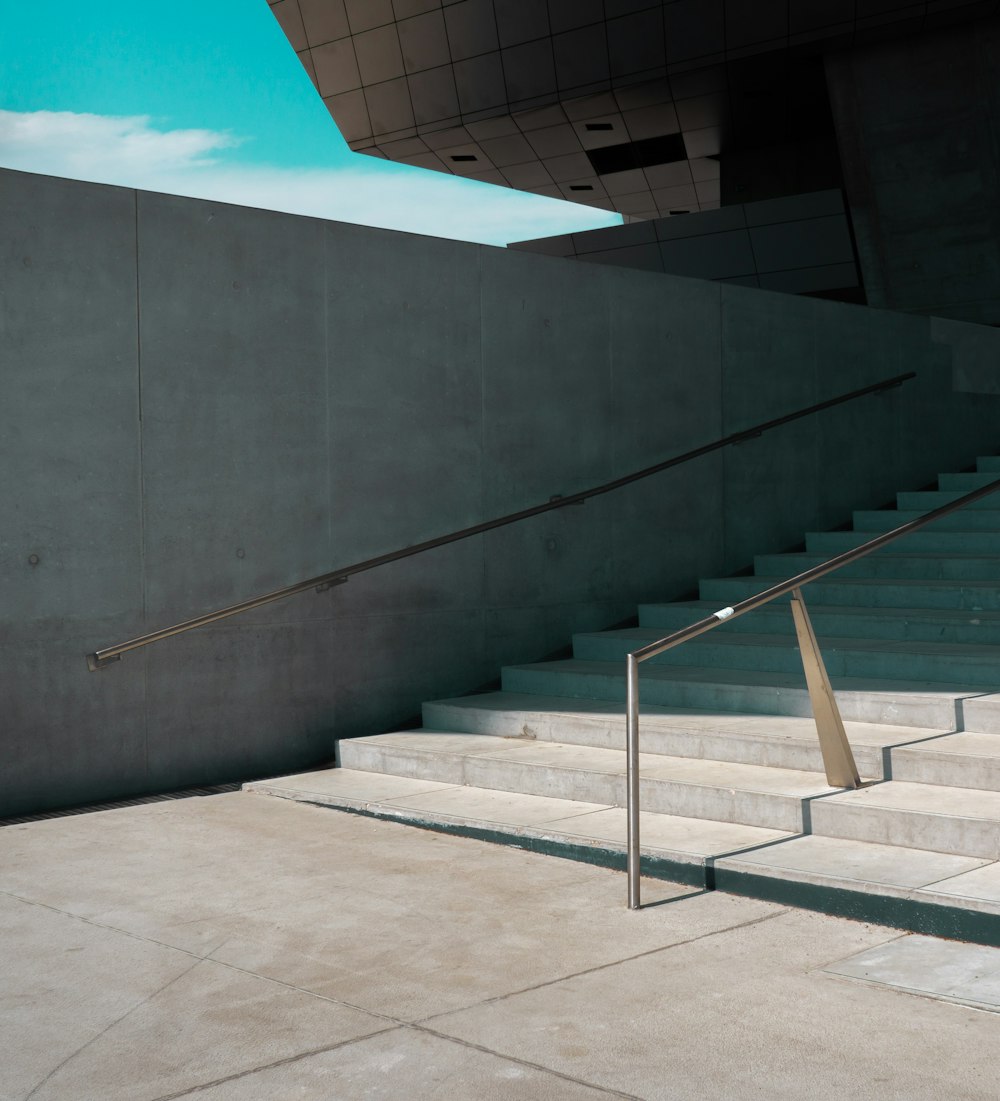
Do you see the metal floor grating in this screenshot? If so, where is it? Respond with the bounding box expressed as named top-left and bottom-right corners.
top-left (0, 784), bottom-right (242, 827)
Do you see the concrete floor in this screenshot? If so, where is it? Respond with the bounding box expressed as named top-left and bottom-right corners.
top-left (1, 793), bottom-right (998, 1101)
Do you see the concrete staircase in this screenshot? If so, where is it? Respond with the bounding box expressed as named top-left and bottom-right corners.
top-left (248, 458), bottom-right (1000, 943)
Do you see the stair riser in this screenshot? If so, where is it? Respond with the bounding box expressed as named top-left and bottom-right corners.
top-left (341, 740), bottom-right (628, 809)
top-left (339, 738), bottom-right (806, 829)
top-left (853, 511), bottom-right (1000, 532)
top-left (977, 457), bottom-right (1000, 473)
top-left (898, 492), bottom-right (1000, 511)
top-left (571, 632), bottom-right (1000, 688)
top-left (811, 801), bottom-right (1000, 859)
top-left (890, 749), bottom-right (1000, 791)
top-left (639, 604), bottom-right (1000, 646)
top-left (501, 666), bottom-right (961, 728)
top-left (755, 553), bottom-right (1000, 581)
top-left (701, 576), bottom-right (1000, 611)
top-left (806, 531), bottom-right (1000, 555)
top-left (939, 473), bottom-right (1000, 491)
top-left (421, 700), bottom-right (886, 776)
top-left (339, 740), bottom-right (471, 785)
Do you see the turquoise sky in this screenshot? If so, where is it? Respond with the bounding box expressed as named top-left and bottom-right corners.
top-left (0, 0), bottom-right (621, 245)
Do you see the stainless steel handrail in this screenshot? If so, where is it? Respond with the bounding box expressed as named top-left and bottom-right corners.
top-left (87, 371), bottom-right (914, 670)
top-left (625, 472), bottom-right (1000, 909)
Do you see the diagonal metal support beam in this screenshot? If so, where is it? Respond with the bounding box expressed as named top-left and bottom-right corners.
top-left (789, 588), bottom-right (861, 790)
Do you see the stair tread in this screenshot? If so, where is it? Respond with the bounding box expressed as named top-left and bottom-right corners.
top-left (578, 626), bottom-right (1000, 660)
top-left (506, 657), bottom-right (988, 697)
top-left (641, 600), bottom-right (1000, 623)
top-left (824, 779), bottom-right (1000, 817)
top-left (807, 525), bottom-right (1000, 535)
top-left (248, 770), bottom-right (1000, 911)
top-left (852, 510), bottom-right (1000, 529)
top-left (247, 768), bottom-right (792, 860)
top-left (966, 693), bottom-right (1000, 707)
top-left (715, 834), bottom-right (996, 899)
top-left (342, 731), bottom-right (843, 795)
top-left (941, 472), bottom-right (1000, 485)
top-left (902, 490), bottom-right (1000, 500)
top-left (427, 690), bottom-right (946, 746)
top-left (706, 574), bottom-right (1000, 589)
top-left (763, 551), bottom-right (1000, 561)
top-left (895, 732), bottom-right (1000, 760)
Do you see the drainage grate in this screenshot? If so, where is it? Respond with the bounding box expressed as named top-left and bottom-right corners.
top-left (0, 784), bottom-right (242, 827)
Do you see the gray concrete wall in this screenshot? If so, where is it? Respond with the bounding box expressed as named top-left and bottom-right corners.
top-left (827, 16), bottom-right (1000, 325)
top-left (3, 165), bottom-right (1000, 817)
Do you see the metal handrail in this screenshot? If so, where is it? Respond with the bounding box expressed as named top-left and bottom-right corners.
top-left (625, 471), bottom-right (1000, 909)
top-left (87, 371), bottom-right (914, 670)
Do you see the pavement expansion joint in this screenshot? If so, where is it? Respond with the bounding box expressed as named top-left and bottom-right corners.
top-left (404, 1025), bottom-right (645, 1101)
top-left (145, 1030), bottom-right (404, 1101)
top-left (824, 935), bottom-right (1000, 1013)
top-left (414, 905), bottom-right (790, 1026)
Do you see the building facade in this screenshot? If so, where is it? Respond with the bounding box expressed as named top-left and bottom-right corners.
top-left (269, 0), bottom-right (1000, 319)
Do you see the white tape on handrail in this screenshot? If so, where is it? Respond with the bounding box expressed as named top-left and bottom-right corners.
top-left (713, 606), bottom-right (735, 620)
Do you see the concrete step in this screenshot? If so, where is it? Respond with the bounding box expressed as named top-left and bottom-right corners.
top-left (889, 732), bottom-right (1000, 791)
top-left (713, 834), bottom-right (999, 919)
top-left (638, 599), bottom-right (1000, 646)
top-left (701, 573), bottom-right (1000, 611)
top-left (336, 731), bottom-right (841, 830)
top-left (570, 626), bottom-right (1000, 689)
top-left (501, 658), bottom-right (977, 728)
top-left (805, 528), bottom-right (1000, 556)
top-left (755, 550), bottom-right (1000, 582)
top-left (422, 691), bottom-right (947, 779)
top-left (244, 766), bottom-right (793, 877)
top-left (852, 509), bottom-right (1000, 532)
top-left (977, 456), bottom-right (1000, 473)
top-left (939, 472), bottom-right (1000, 491)
top-left (898, 490), bottom-right (1000, 511)
top-left (963, 694), bottom-right (1000, 734)
top-left (813, 780), bottom-right (1000, 859)
top-left (246, 769), bottom-right (1000, 938)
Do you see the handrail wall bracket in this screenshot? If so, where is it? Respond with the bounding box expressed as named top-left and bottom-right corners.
top-left (315, 577), bottom-right (348, 594)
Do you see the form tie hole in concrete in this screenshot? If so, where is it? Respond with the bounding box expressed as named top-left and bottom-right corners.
top-left (236, 548), bottom-right (246, 559)
top-left (28, 554), bottom-right (40, 567)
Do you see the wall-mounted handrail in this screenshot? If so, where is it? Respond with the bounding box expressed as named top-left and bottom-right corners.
top-left (625, 471), bottom-right (1000, 909)
top-left (87, 371), bottom-right (914, 670)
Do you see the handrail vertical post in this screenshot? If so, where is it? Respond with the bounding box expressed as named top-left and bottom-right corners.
top-left (626, 652), bottom-right (641, 910)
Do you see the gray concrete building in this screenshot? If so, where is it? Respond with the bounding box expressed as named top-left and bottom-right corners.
top-left (270, 0), bottom-right (1000, 317)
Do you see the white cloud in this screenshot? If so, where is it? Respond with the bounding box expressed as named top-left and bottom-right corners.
top-left (0, 109), bottom-right (620, 246)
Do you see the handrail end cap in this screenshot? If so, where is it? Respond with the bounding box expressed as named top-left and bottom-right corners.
top-left (87, 652), bottom-right (121, 672)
